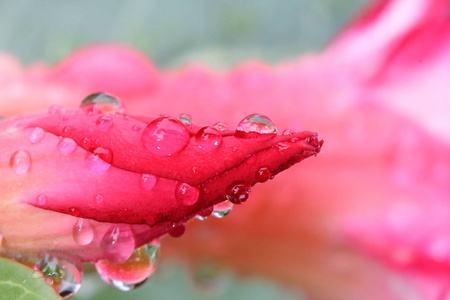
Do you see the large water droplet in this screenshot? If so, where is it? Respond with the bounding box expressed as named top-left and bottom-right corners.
top-left (29, 127), bottom-right (45, 144)
top-left (100, 224), bottom-right (135, 262)
top-left (179, 113), bottom-right (192, 125)
top-left (34, 255), bottom-right (83, 299)
top-left (175, 183), bottom-right (199, 206)
top-left (95, 241), bottom-right (160, 291)
top-left (80, 93), bottom-right (123, 114)
top-left (225, 182), bottom-right (252, 204)
top-left (85, 147), bottom-right (112, 172)
top-left (141, 117), bottom-right (190, 156)
top-left (235, 114), bottom-right (277, 139)
top-left (57, 137), bottom-right (77, 154)
top-left (10, 150), bottom-right (31, 174)
top-left (255, 167), bottom-right (271, 183)
top-left (96, 115), bottom-right (113, 131)
top-left (139, 174), bottom-right (157, 191)
top-left (72, 218), bottom-right (94, 246)
top-left (195, 127), bottom-right (223, 150)
top-left (212, 201), bottom-right (233, 218)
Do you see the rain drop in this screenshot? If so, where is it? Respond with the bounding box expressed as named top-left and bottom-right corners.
top-left (68, 207), bottom-right (80, 217)
top-left (235, 114), bottom-right (276, 140)
top-left (96, 115), bottom-right (113, 131)
top-left (275, 142), bottom-right (289, 151)
top-left (175, 183), bottom-right (200, 206)
top-left (48, 105), bottom-right (65, 115)
top-left (212, 201), bottom-right (233, 218)
top-left (139, 174), bottom-right (157, 191)
top-left (95, 194), bottom-right (104, 204)
top-left (36, 194), bottom-right (47, 206)
top-left (80, 93), bottom-right (123, 114)
top-left (57, 137), bottom-right (77, 154)
top-left (10, 150), bottom-right (31, 174)
top-left (282, 129), bottom-right (294, 136)
top-left (141, 117), bottom-right (190, 156)
top-left (179, 113), bottom-right (192, 125)
top-left (212, 122), bottom-right (230, 132)
top-left (81, 137), bottom-right (92, 149)
top-left (225, 182), bottom-right (251, 204)
top-left (169, 223), bottom-right (185, 238)
top-left (62, 126), bottom-right (72, 135)
top-left (195, 127), bottom-right (223, 150)
top-left (85, 147), bottom-right (112, 172)
top-left (100, 224), bottom-right (135, 263)
top-left (29, 127), bottom-right (45, 144)
top-left (196, 207), bottom-right (214, 221)
top-left (256, 167), bottom-right (271, 183)
top-left (72, 218), bottom-right (94, 246)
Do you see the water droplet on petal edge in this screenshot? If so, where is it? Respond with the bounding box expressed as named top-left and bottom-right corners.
top-left (175, 183), bottom-right (199, 206)
top-left (72, 218), bottom-right (94, 246)
top-left (80, 93), bottom-right (123, 114)
top-left (195, 127), bottom-right (223, 151)
top-left (235, 114), bottom-right (277, 140)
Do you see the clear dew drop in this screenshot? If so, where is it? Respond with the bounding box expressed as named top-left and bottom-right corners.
top-left (235, 114), bottom-right (277, 139)
top-left (212, 201), bottom-right (233, 218)
top-left (212, 122), bottom-right (230, 132)
top-left (10, 150), bottom-right (31, 174)
top-left (57, 137), bottom-right (77, 154)
top-left (29, 127), bottom-right (45, 144)
top-left (225, 182), bottom-right (252, 205)
top-left (72, 218), bottom-right (94, 246)
top-left (36, 194), bottom-right (47, 206)
top-left (95, 240), bottom-right (160, 291)
top-left (169, 223), bottom-right (186, 238)
top-left (68, 207), bottom-right (80, 217)
top-left (62, 126), bottom-right (72, 135)
top-left (195, 126), bottom-right (223, 150)
top-left (179, 113), bottom-right (192, 125)
top-left (96, 115), bottom-right (113, 131)
top-left (141, 117), bottom-right (190, 156)
top-left (85, 147), bottom-right (112, 172)
top-left (34, 255), bottom-right (83, 299)
top-left (100, 224), bottom-right (136, 263)
top-left (196, 207), bottom-right (214, 221)
top-left (282, 129), bottom-right (294, 136)
top-left (139, 174), bottom-right (157, 191)
top-left (95, 194), bottom-right (104, 204)
top-left (175, 183), bottom-right (200, 206)
top-left (275, 142), bottom-right (289, 151)
top-left (80, 93), bottom-right (123, 114)
top-left (255, 167), bottom-right (271, 183)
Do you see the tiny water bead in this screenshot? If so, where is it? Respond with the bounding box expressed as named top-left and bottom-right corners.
top-left (275, 142), bottom-right (289, 151)
top-left (72, 218), bottom-right (94, 246)
top-left (95, 194), bottom-right (104, 204)
top-left (80, 92), bottom-right (123, 114)
top-left (36, 194), bottom-right (47, 206)
top-left (100, 224), bottom-right (136, 262)
top-left (225, 182), bottom-right (252, 204)
top-left (256, 167), bottom-right (271, 183)
top-left (196, 207), bottom-right (214, 221)
top-left (212, 122), bottom-right (230, 132)
top-left (85, 147), bottom-right (112, 172)
top-left (169, 223), bottom-right (186, 238)
top-left (195, 126), bottom-right (223, 150)
top-left (95, 241), bottom-right (160, 291)
top-left (176, 183), bottom-right (200, 206)
top-left (48, 105), bottom-right (65, 115)
top-left (57, 137), bottom-right (77, 154)
top-left (179, 113), bottom-right (192, 125)
top-left (68, 207), bottom-right (80, 217)
top-left (10, 150), bottom-right (31, 174)
top-left (282, 129), bottom-right (294, 136)
top-left (139, 174), bottom-right (157, 191)
top-left (212, 201), bottom-right (233, 218)
top-left (62, 126), bottom-right (72, 135)
top-left (96, 115), bottom-right (113, 131)
top-left (29, 127), bottom-right (45, 144)
top-left (235, 114), bottom-right (277, 139)
top-left (141, 117), bottom-right (190, 156)
top-left (34, 255), bottom-right (83, 299)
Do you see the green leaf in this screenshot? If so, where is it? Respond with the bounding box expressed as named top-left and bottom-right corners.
top-left (0, 257), bottom-right (60, 300)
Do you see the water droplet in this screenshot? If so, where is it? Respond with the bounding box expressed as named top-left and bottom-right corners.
top-left (34, 255), bottom-right (83, 299)
top-left (81, 137), bottom-right (91, 149)
top-left (225, 182), bottom-right (251, 204)
top-left (212, 122), bottom-right (230, 132)
top-left (141, 117), bottom-right (190, 156)
top-left (96, 115), bottom-right (113, 131)
top-left (36, 194), bottom-right (47, 206)
top-left (10, 150), bottom-right (31, 174)
top-left (275, 142), bottom-right (289, 151)
top-left (132, 124), bottom-right (142, 131)
top-left (95, 194), bottom-right (104, 204)
top-left (212, 201), bottom-right (233, 218)
top-left (80, 93), bottom-right (123, 114)
top-left (282, 129), bottom-right (294, 136)
top-left (139, 174), bottom-right (157, 191)
top-left (68, 207), bottom-right (80, 217)
top-left (85, 147), bottom-right (112, 172)
top-left (175, 183), bottom-right (199, 206)
top-left (62, 126), bottom-right (72, 135)
top-left (289, 137), bottom-right (300, 143)
top-left (256, 167), bottom-right (271, 183)
top-left (196, 207), bottom-right (214, 221)
top-left (235, 114), bottom-right (277, 139)
top-left (179, 113), bottom-right (192, 125)
top-left (195, 127), bottom-right (223, 150)
top-left (29, 127), bottom-right (45, 144)
top-left (100, 224), bottom-right (135, 262)
top-left (95, 241), bottom-right (160, 291)
top-left (169, 223), bottom-right (185, 238)
top-left (72, 218), bottom-right (94, 246)
top-left (57, 137), bottom-right (77, 154)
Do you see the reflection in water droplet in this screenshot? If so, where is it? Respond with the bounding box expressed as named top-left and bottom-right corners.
top-left (212, 122), bottom-right (230, 132)
top-left (255, 167), bottom-right (271, 183)
top-left (169, 223), bottom-right (185, 238)
top-left (85, 147), bottom-right (112, 172)
top-left (179, 113), bottom-right (192, 125)
top-left (139, 174), bottom-right (157, 191)
top-left (225, 182), bottom-right (252, 204)
top-left (72, 218), bottom-right (94, 246)
top-left (141, 117), bottom-right (190, 156)
top-left (10, 150), bottom-right (31, 174)
top-left (175, 183), bottom-right (199, 206)
top-left (235, 114), bottom-right (277, 139)
top-left (29, 127), bottom-right (45, 144)
top-left (95, 241), bottom-right (160, 291)
top-left (80, 93), bottom-right (123, 114)
top-left (36, 194), bottom-right (47, 206)
top-left (212, 201), bottom-right (233, 218)
top-left (100, 224), bottom-right (135, 262)
top-left (34, 255), bottom-right (83, 299)
top-left (96, 115), bottom-right (113, 131)
top-left (195, 127), bottom-right (223, 150)
top-left (57, 137), bottom-right (77, 154)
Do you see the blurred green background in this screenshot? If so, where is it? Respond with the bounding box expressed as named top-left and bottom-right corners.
top-left (0, 0), bottom-right (368, 299)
